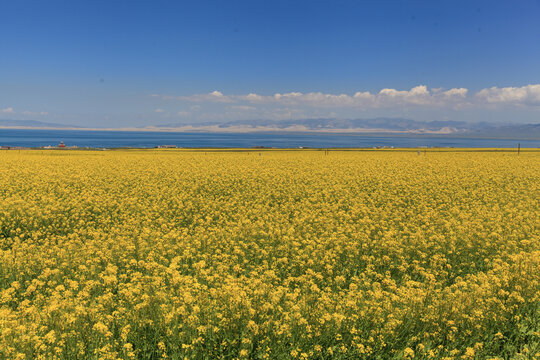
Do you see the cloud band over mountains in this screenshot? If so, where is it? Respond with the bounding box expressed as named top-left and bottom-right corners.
top-left (156, 84), bottom-right (540, 109)
top-left (4, 84), bottom-right (539, 125)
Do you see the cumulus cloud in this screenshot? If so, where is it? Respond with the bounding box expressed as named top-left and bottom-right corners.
top-left (476, 84), bottom-right (540, 106)
top-left (154, 108), bottom-right (165, 113)
top-left (163, 85), bottom-right (471, 109)
top-left (172, 90), bottom-right (235, 103)
top-left (442, 88), bottom-right (468, 98)
top-left (157, 84), bottom-right (540, 110)
top-left (1, 107), bottom-right (15, 114)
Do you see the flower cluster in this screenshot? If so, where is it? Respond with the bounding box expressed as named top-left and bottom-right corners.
top-left (0, 149), bottom-right (538, 359)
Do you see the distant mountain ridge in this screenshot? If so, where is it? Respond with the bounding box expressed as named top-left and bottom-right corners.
top-left (155, 117), bottom-right (468, 131)
top-left (467, 123), bottom-right (540, 139)
top-left (153, 118), bottom-right (540, 139)
top-left (0, 119), bottom-right (80, 128)
top-left (1, 118), bottom-right (539, 139)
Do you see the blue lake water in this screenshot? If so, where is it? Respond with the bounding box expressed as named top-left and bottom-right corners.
top-left (0, 129), bottom-right (538, 148)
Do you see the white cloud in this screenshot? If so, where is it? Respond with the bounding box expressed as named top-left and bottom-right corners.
top-left (228, 105), bottom-right (256, 111)
top-left (19, 110), bottom-right (49, 116)
top-left (245, 93), bottom-right (264, 102)
top-left (443, 88), bottom-right (468, 98)
top-left (154, 108), bottom-right (165, 113)
top-left (177, 111), bottom-right (190, 117)
top-left (157, 83), bottom-right (540, 110)
top-left (377, 85), bottom-right (431, 105)
top-left (1, 107), bottom-right (14, 114)
top-left (163, 85), bottom-right (471, 109)
top-left (172, 90), bottom-right (235, 103)
top-left (476, 84), bottom-right (540, 105)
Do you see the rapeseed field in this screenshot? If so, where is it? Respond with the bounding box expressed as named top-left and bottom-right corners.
top-left (0, 149), bottom-right (538, 359)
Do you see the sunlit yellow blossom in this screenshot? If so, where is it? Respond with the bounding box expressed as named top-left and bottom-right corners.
top-left (0, 149), bottom-right (538, 359)
top-left (404, 347), bottom-right (415, 358)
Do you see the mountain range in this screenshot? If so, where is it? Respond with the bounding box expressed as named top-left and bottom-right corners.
top-left (150, 118), bottom-right (540, 139)
top-left (1, 118), bottom-right (539, 139)
top-left (0, 119), bottom-right (81, 128)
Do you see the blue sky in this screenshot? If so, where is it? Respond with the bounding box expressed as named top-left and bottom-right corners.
top-left (1, 0), bottom-right (540, 127)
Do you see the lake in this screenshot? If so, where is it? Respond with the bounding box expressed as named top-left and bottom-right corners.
top-left (0, 129), bottom-right (538, 148)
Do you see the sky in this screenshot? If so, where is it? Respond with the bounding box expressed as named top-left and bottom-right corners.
top-left (1, 0), bottom-right (540, 128)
